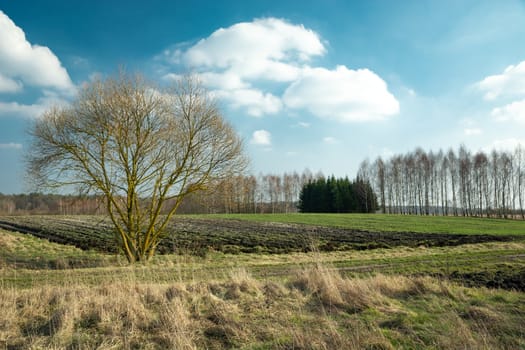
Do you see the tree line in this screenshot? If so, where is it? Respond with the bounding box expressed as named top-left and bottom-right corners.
top-left (0, 193), bottom-right (106, 215)
top-left (360, 145), bottom-right (525, 218)
top-left (5, 145), bottom-right (525, 219)
top-left (177, 170), bottom-right (321, 214)
top-left (0, 170), bottom-right (318, 215)
top-left (298, 176), bottom-right (377, 213)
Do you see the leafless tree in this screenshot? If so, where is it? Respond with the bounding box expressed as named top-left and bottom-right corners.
top-left (490, 150), bottom-right (501, 217)
top-left (373, 157), bottom-right (387, 213)
top-left (364, 145), bottom-right (525, 219)
top-left (447, 149), bottom-right (459, 216)
top-left (499, 152), bottom-right (513, 219)
top-left (515, 146), bottom-right (525, 219)
top-left (473, 151), bottom-right (488, 217)
top-left (27, 72), bottom-right (247, 262)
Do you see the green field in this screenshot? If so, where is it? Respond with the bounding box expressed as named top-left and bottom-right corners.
top-left (208, 213), bottom-right (525, 235)
top-left (1, 214), bottom-right (525, 349)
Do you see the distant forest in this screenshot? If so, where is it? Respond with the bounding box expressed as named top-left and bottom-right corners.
top-left (2, 145), bottom-right (525, 218)
top-left (0, 171), bottom-right (317, 215)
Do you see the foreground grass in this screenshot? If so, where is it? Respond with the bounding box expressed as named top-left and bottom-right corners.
top-left (2, 225), bottom-right (525, 349)
top-left (1, 266), bottom-right (524, 349)
top-left (210, 213), bottom-right (525, 236)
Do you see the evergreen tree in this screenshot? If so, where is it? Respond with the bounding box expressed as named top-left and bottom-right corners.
top-left (298, 176), bottom-right (378, 213)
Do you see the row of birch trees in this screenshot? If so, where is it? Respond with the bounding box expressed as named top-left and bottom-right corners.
top-left (0, 170), bottom-right (326, 215)
top-left (177, 170), bottom-right (325, 214)
top-left (361, 145), bottom-right (525, 218)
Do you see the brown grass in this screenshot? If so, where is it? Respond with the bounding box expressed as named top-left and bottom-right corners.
top-left (1, 266), bottom-right (524, 349)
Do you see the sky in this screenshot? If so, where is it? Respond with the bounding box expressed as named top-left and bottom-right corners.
top-left (1, 0), bottom-right (525, 194)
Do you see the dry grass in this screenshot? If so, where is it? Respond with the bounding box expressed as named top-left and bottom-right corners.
top-left (1, 265), bottom-right (524, 349)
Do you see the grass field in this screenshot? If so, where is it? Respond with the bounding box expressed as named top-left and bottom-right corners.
top-left (208, 213), bottom-right (525, 235)
top-left (1, 214), bottom-right (525, 349)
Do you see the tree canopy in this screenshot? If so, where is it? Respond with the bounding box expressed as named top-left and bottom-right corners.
top-left (298, 176), bottom-right (377, 213)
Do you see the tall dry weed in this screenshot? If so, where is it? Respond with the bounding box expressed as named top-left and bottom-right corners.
top-left (1, 263), bottom-right (523, 349)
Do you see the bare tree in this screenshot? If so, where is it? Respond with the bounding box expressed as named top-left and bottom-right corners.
top-left (373, 157), bottom-right (387, 213)
top-left (391, 155), bottom-right (403, 214)
top-left (283, 173), bottom-right (294, 213)
top-left (27, 73), bottom-right (247, 262)
top-left (491, 150), bottom-right (501, 217)
top-left (362, 145), bottom-right (525, 220)
top-left (473, 151), bottom-right (488, 217)
top-left (447, 149), bottom-right (459, 216)
top-left (500, 152), bottom-right (513, 219)
top-left (357, 159), bottom-right (371, 213)
top-left (516, 146), bottom-right (525, 219)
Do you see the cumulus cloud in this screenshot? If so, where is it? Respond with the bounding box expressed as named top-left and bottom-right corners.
top-left (0, 142), bottom-right (22, 150)
top-left (171, 18), bottom-right (324, 117)
top-left (0, 90), bottom-right (69, 119)
top-left (251, 129), bottom-right (272, 146)
top-left (0, 101), bottom-right (46, 118)
top-left (0, 73), bottom-right (22, 93)
top-left (476, 60), bottom-right (525, 100)
top-left (196, 71), bottom-right (248, 90)
top-left (0, 11), bottom-right (74, 92)
top-left (213, 88), bottom-right (282, 117)
top-left (160, 17), bottom-right (399, 122)
top-left (183, 17), bottom-right (324, 74)
top-left (283, 66), bottom-right (400, 122)
top-left (491, 99), bottom-right (525, 124)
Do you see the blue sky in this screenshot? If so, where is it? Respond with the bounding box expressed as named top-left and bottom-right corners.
top-left (1, 0), bottom-right (525, 193)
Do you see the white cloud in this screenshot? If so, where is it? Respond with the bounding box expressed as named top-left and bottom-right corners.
top-left (0, 91), bottom-right (68, 119)
top-left (161, 18), bottom-right (326, 117)
top-left (197, 71), bottom-right (249, 90)
top-left (0, 142), bottom-right (22, 150)
top-left (213, 88), bottom-right (282, 117)
top-left (0, 101), bottom-right (46, 118)
top-left (464, 128), bottom-right (483, 136)
top-left (323, 136), bottom-right (339, 144)
top-left (0, 11), bottom-right (74, 92)
top-left (183, 17), bottom-right (324, 75)
top-left (476, 61), bottom-right (525, 100)
top-left (283, 66), bottom-right (400, 122)
top-left (297, 122), bottom-right (310, 128)
top-left (157, 75), bottom-right (258, 115)
top-left (0, 73), bottom-right (22, 93)
top-left (164, 71), bottom-right (248, 91)
top-left (251, 129), bottom-right (272, 146)
top-left (491, 99), bottom-right (525, 124)
top-left (160, 18), bottom-right (399, 122)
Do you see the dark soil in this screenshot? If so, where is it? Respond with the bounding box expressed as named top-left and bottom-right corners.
top-left (0, 216), bottom-right (515, 255)
top-left (449, 269), bottom-right (525, 292)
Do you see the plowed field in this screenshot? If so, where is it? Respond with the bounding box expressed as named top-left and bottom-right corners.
top-left (0, 215), bottom-right (515, 255)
